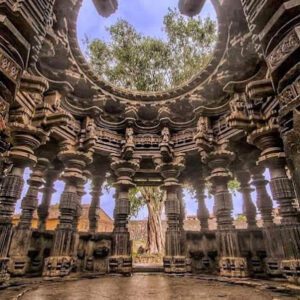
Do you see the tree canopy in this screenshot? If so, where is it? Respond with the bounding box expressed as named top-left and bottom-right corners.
top-left (85, 8), bottom-right (217, 91)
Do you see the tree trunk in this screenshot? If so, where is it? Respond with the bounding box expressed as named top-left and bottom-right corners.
top-left (140, 187), bottom-right (165, 255)
top-left (146, 201), bottom-right (165, 254)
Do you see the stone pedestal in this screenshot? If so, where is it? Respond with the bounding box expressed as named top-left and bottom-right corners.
top-left (219, 257), bottom-right (248, 278)
top-left (163, 256), bottom-right (189, 273)
top-left (109, 256), bottom-right (132, 274)
top-left (43, 256), bottom-right (76, 277)
top-left (217, 230), bottom-right (250, 278)
top-left (281, 259), bottom-right (300, 284)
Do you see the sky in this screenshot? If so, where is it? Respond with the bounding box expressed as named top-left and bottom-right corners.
top-left (15, 1), bottom-right (276, 220)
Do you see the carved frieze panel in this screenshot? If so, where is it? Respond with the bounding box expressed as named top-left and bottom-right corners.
top-left (0, 48), bottom-right (22, 84)
top-left (278, 76), bottom-right (300, 106)
top-left (267, 27), bottom-right (300, 72)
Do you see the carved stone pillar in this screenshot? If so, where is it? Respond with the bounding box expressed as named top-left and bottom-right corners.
top-left (195, 180), bottom-right (209, 231)
top-left (109, 154), bottom-right (140, 274)
top-left (8, 158), bottom-right (49, 275)
top-left (89, 175), bottom-right (104, 233)
top-left (74, 180), bottom-right (87, 232)
top-left (248, 127), bottom-right (299, 224)
top-left (250, 166), bottom-right (274, 227)
top-left (155, 153), bottom-right (186, 273)
top-left (0, 128), bottom-right (44, 282)
top-left (43, 148), bottom-right (92, 277)
top-left (249, 126), bottom-right (300, 278)
top-left (268, 158), bottom-right (299, 225)
top-left (206, 149), bottom-right (249, 277)
top-left (236, 170), bottom-right (257, 229)
top-left (206, 151), bottom-right (235, 230)
top-left (37, 170), bottom-right (58, 231)
top-left (177, 187), bottom-right (185, 234)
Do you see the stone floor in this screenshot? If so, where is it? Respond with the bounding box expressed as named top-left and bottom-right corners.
top-left (2, 274), bottom-right (300, 300)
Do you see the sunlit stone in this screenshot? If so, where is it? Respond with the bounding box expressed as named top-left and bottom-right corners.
top-left (92, 0), bottom-right (118, 18)
top-left (178, 0), bottom-right (206, 17)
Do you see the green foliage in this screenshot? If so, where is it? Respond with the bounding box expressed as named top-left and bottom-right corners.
top-left (128, 187), bottom-right (145, 218)
top-left (85, 8), bottom-right (217, 91)
top-left (235, 214), bottom-right (247, 222)
top-left (228, 179), bottom-right (240, 196)
top-left (128, 186), bottom-right (165, 218)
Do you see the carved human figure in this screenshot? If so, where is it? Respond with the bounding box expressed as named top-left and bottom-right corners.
top-left (125, 127), bottom-right (134, 146)
top-left (161, 127), bottom-right (170, 144)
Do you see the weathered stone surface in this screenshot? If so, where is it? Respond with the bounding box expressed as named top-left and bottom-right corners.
top-left (0, 0), bottom-right (299, 286)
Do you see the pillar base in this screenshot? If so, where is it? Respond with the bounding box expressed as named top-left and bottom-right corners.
top-left (163, 256), bottom-right (189, 273)
top-left (109, 256), bottom-right (132, 274)
top-left (250, 256), bottom-right (264, 275)
top-left (8, 256), bottom-right (30, 276)
top-left (0, 258), bottom-right (10, 284)
top-left (265, 258), bottom-right (282, 276)
top-left (43, 256), bottom-right (76, 277)
top-left (281, 259), bottom-right (300, 283)
top-left (219, 257), bottom-right (249, 278)
top-left (191, 256), bottom-right (214, 273)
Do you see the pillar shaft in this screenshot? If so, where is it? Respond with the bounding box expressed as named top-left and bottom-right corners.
top-left (250, 166), bottom-right (274, 227)
top-left (0, 167), bottom-right (24, 258)
top-left (195, 181), bottom-right (209, 231)
top-left (206, 151), bottom-right (235, 230)
top-left (112, 185), bottom-right (131, 256)
top-left (213, 179), bottom-right (234, 230)
top-left (89, 177), bottom-right (103, 233)
top-left (236, 170), bottom-right (257, 229)
top-left (268, 159), bottom-right (299, 224)
top-left (165, 184), bottom-right (182, 257)
top-left (37, 172), bottom-right (57, 231)
top-left (52, 182), bottom-right (79, 257)
top-left (18, 159), bottom-right (49, 230)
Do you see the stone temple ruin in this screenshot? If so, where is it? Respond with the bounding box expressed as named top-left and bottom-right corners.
top-left (0, 0), bottom-right (300, 288)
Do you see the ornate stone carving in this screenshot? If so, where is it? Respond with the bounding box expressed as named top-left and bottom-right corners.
top-left (267, 28), bottom-right (300, 71)
top-left (109, 154), bottom-right (141, 274)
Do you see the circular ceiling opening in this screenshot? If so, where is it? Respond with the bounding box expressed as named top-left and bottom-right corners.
top-left (77, 0), bottom-right (218, 93)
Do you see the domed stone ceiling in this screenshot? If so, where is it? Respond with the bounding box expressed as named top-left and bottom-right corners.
top-left (35, 0), bottom-right (261, 128)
